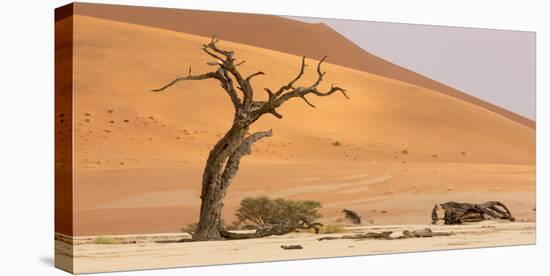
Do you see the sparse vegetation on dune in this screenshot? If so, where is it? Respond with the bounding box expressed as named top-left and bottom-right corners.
top-left (180, 223), bottom-right (199, 235)
top-left (235, 196), bottom-right (322, 229)
top-left (320, 224), bottom-right (347, 234)
top-left (94, 236), bottom-right (123, 245)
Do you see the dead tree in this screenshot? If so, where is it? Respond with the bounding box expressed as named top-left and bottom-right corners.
top-left (342, 209), bottom-right (361, 224)
top-left (152, 36), bottom-right (348, 240)
top-left (431, 201), bottom-right (515, 225)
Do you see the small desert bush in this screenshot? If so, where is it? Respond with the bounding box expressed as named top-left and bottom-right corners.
top-left (332, 141), bottom-right (342, 146)
top-left (93, 236), bottom-right (122, 245)
top-left (235, 196), bottom-right (322, 228)
top-left (320, 224), bottom-right (347, 234)
top-left (180, 223), bottom-right (198, 234)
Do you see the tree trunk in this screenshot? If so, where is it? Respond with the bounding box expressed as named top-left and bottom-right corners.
top-left (193, 123), bottom-right (248, 240)
top-left (194, 192), bottom-right (224, 240)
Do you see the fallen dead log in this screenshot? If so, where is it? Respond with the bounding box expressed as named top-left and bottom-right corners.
top-left (220, 218), bottom-right (323, 240)
top-left (318, 231), bottom-right (393, 241)
top-left (432, 201), bottom-right (515, 225)
top-left (281, 245), bottom-right (303, 250)
top-left (318, 228), bottom-right (454, 241)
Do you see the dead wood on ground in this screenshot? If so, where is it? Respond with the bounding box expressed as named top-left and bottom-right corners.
top-left (432, 201), bottom-right (515, 225)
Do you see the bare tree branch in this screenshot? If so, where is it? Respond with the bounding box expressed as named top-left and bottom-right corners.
top-left (269, 110), bottom-right (283, 119)
top-left (203, 36), bottom-right (253, 108)
top-left (310, 84), bottom-right (349, 98)
top-left (300, 95), bottom-right (316, 108)
top-left (273, 57), bottom-right (349, 107)
top-left (206, 35), bottom-right (234, 60)
top-left (249, 56), bottom-right (348, 120)
top-left (264, 88), bottom-right (275, 100)
top-left (219, 68), bottom-right (241, 108)
top-left (151, 68), bottom-right (242, 110)
top-left (271, 56), bottom-right (307, 97)
top-left (202, 46), bottom-right (225, 63)
top-left (151, 71), bottom-right (219, 92)
top-left (246, 71), bottom-right (265, 82)
top-left (309, 56), bottom-right (328, 88)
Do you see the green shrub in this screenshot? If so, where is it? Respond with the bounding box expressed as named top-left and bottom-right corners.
top-left (235, 196), bottom-right (321, 228)
top-left (320, 224), bottom-right (347, 234)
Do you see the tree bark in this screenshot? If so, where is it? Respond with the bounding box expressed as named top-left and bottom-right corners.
top-left (193, 124), bottom-right (248, 240)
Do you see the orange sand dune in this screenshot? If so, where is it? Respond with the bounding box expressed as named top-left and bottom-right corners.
top-left (63, 15), bottom-right (534, 236)
top-left (69, 2), bottom-right (535, 129)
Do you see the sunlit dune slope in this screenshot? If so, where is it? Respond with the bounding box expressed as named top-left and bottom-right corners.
top-left (72, 15), bottom-right (533, 166)
top-left (70, 2), bottom-right (535, 128)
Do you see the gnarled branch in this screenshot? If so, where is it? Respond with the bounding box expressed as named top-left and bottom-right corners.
top-left (203, 36), bottom-right (254, 109)
top-left (246, 71), bottom-right (265, 82)
top-left (251, 56), bottom-right (348, 119)
top-left (206, 35), bottom-right (234, 60)
top-left (271, 56), bottom-right (307, 97)
top-left (151, 68), bottom-right (242, 110)
top-left (433, 201), bottom-right (515, 225)
top-left (151, 71), bottom-right (218, 93)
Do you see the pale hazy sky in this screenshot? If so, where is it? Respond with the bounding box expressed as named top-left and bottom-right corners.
top-left (289, 16), bottom-right (536, 120)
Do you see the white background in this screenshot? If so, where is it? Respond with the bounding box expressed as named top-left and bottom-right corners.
top-left (0, 0), bottom-right (547, 275)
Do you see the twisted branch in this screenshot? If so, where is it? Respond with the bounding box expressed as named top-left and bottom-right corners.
top-left (253, 56), bottom-right (348, 119)
top-left (152, 37), bottom-right (348, 124)
top-left (151, 71), bottom-right (218, 93)
top-left (272, 56), bottom-right (307, 97)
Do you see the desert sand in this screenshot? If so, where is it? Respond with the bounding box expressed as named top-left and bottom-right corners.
top-left (53, 11), bottom-right (537, 274)
top-left (54, 14), bottom-right (537, 236)
top-left (55, 221), bottom-right (535, 274)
